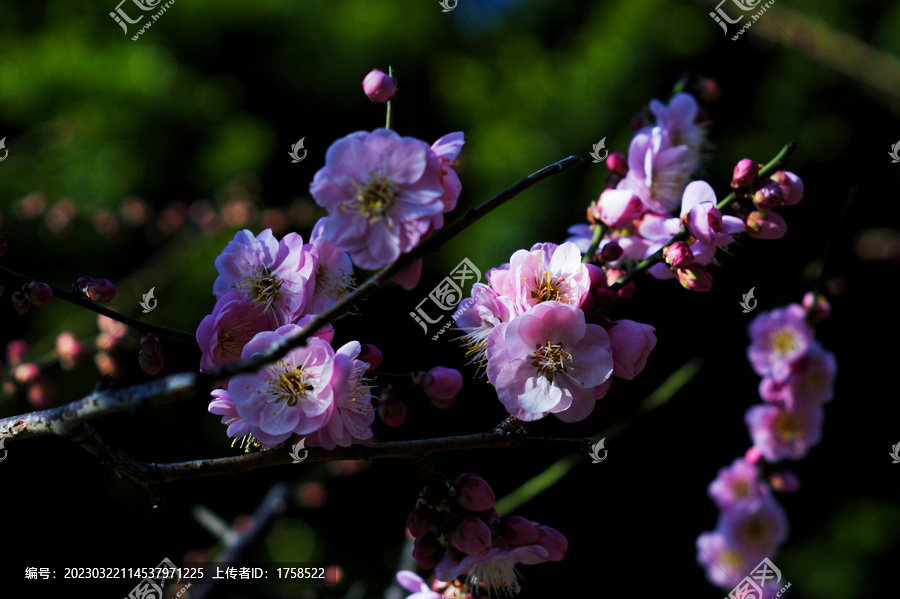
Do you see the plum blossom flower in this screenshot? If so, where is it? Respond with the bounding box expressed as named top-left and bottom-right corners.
top-left (454, 283), bottom-right (514, 373)
top-left (617, 126), bottom-right (694, 215)
top-left (707, 457), bottom-right (771, 515)
top-left (648, 92), bottom-right (705, 170)
top-left (196, 290), bottom-right (279, 372)
top-left (430, 132), bottom-right (465, 229)
top-left (718, 494), bottom-right (788, 556)
top-left (307, 218), bottom-right (355, 314)
top-left (310, 129), bottom-right (445, 270)
top-left (485, 301), bottom-right (613, 422)
top-left (696, 530), bottom-right (764, 590)
top-left (745, 403), bottom-right (824, 462)
top-left (781, 343), bottom-right (837, 411)
top-left (746, 304), bottom-right (814, 382)
top-left (305, 341), bottom-right (374, 450)
top-left (228, 324), bottom-right (336, 447)
top-left (207, 388), bottom-right (286, 450)
top-left (213, 229), bottom-right (315, 324)
top-left (395, 571), bottom-right (442, 599)
top-left (509, 242), bottom-right (591, 313)
top-left (680, 181), bottom-right (745, 248)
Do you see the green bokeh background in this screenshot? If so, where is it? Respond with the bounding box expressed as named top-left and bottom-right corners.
top-left (1, 0), bottom-right (898, 597)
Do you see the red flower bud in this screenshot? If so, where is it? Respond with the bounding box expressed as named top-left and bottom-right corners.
top-left (605, 151), bottom-right (628, 177)
top-left (362, 69), bottom-right (397, 103)
top-left (454, 473), bottom-right (496, 511)
top-left (731, 159), bottom-right (759, 188)
top-left (85, 278), bottom-right (116, 303)
top-left (12, 291), bottom-right (30, 314)
top-left (24, 281), bottom-right (53, 306)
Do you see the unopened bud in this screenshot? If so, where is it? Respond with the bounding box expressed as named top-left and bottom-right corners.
top-left (663, 241), bottom-right (693, 269)
top-left (454, 473), bottom-right (495, 511)
top-left (377, 387), bottom-right (406, 427)
top-left (499, 516), bottom-right (539, 547)
top-left (418, 366), bottom-right (463, 402)
top-left (407, 505), bottom-right (437, 539)
top-left (6, 340), bottom-right (28, 365)
top-left (696, 77), bottom-right (721, 103)
top-left (85, 278), bottom-right (116, 303)
top-left (358, 344), bottom-right (383, 371)
top-left (412, 533), bottom-right (443, 570)
top-left (362, 69), bottom-right (397, 103)
top-left (24, 281), bottom-right (53, 306)
top-left (448, 515), bottom-right (492, 556)
top-left (605, 151), bottom-right (627, 177)
top-left (802, 291), bottom-right (831, 323)
top-left (139, 334), bottom-right (164, 375)
top-left (768, 470), bottom-right (801, 493)
top-left (599, 241), bottom-right (623, 263)
top-left (769, 171), bottom-right (803, 206)
top-left (677, 264), bottom-right (713, 292)
top-left (752, 181), bottom-right (784, 211)
top-left (731, 159), bottom-right (759, 188)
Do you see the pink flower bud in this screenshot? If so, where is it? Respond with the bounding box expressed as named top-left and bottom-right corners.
top-left (358, 344), bottom-right (383, 371)
top-left (448, 515), bottom-right (492, 556)
top-left (663, 241), bottom-right (693, 269)
top-left (599, 241), bottom-right (623, 263)
top-left (362, 69), bottom-right (397, 103)
top-left (420, 366), bottom-right (463, 402)
top-left (731, 159), bottom-right (759, 188)
top-left (534, 525), bottom-right (568, 561)
top-left (768, 470), bottom-right (801, 493)
top-left (85, 278), bottom-right (116, 303)
top-left (139, 334), bottom-right (164, 375)
top-left (677, 264), bottom-right (713, 292)
top-left (12, 291), bottom-right (30, 314)
top-left (377, 392), bottom-right (406, 428)
top-left (412, 533), bottom-right (443, 570)
top-left (24, 281), bottom-right (53, 306)
top-left (607, 319), bottom-right (657, 380)
top-left (597, 189), bottom-right (644, 229)
top-left (802, 292), bottom-right (831, 323)
top-left (13, 362), bottom-right (41, 384)
top-left (746, 210), bottom-right (787, 239)
top-left (0, 236), bottom-right (7, 258)
top-left (56, 332), bottom-right (87, 370)
top-left (770, 171), bottom-right (803, 206)
top-left (6, 340), bottom-right (28, 366)
top-left (745, 446), bottom-right (763, 465)
top-left (752, 181), bottom-right (784, 210)
top-left (500, 516), bottom-right (539, 547)
top-left (454, 473), bottom-right (495, 511)
top-left (73, 275), bottom-right (94, 289)
top-left (407, 505), bottom-right (437, 539)
top-left (605, 151), bottom-right (628, 176)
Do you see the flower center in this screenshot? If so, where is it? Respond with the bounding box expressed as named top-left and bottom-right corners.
top-left (216, 314), bottom-right (261, 363)
top-left (743, 518), bottom-right (767, 540)
top-left (534, 342), bottom-right (572, 377)
top-left (314, 264), bottom-right (355, 301)
top-left (347, 173), bottom-right (397, 223)
top-left (720, 549), bottom-right (742, 570)
top-left (775, 413), bottom-right (800, 440)
top-left (266, 361), bottom-right (315, 407)
top-left (770, 330), bottom-right (797, 355)
top-left (531, 270), bottom-right (568, 304)
top-left (468, 558), bottom-right (521, 597)
top-left (237, 266), bottom-right (282, 312)
top-left (733, 480), bottom-right (749, 498)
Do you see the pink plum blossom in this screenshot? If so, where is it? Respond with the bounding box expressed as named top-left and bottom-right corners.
top-left (746, 304), bottom-right (814, 382)
top-left (430, 132), bottom-right (465, 229)
top-left (770, 171), bottom-right (803, 206)
top-left (485, 301), bottom-right (613, 422)
top-left (596, 189), bottom-right (645, 228)
top-left (509, 242), bottom-right (591, 313)
top-left (606, 319), bottom-right (657, 380)
top-left (305, 341), bottom-right (374, 450)
top-left (718, 494), bottom-right (788, 556)
top-left (707, 457), bottom-right (771, 515)
top-left (228, 324), bottom-right (336, 447)
top-left (617, 126), bottom-right (694, 215)
top-left (745, 403), bottom-right (824, 462)
top-left (746, 209), bottom-right (788, 239)
top-left (196, 290), bottom-right (279, 372)
top-left (648, 92), bottom-right (705, 171)
top-left (420, 366), bottom-right (464, 402)
top-left (696, 530), bottom-right (765, 590)
top-left (454, 283), bottom-right (514, 372)
top-left (208, 388), bottom-right (253, 441)
top-left (213, 228), bottom-right (315, 324)
top-left (680, 181), bottom-right (745, 247)
top-left (307, 218), bottom-right (355, 314)
top-left (310, 129), bottom-right (445, 270)
top-left (782, 343), bottom-right (836, 411)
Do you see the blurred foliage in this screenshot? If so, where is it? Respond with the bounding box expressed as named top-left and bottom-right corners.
top-left (1, 0), bottom-right (899, 596)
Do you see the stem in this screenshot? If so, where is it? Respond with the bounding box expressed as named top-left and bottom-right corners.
top-left (385, 66), bottom-right (394, 130)
top-left (0, 264), bottom-right (195, 342)
top-left (582, 223), bottom-right (606, 263)
top-left (609, 142), bottom-right (796, 292)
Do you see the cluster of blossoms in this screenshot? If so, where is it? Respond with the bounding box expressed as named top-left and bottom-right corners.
top-left (697, 294), bottom-right (836, 590)
top-left (403, 472), bottom-right (566, 597)
top-left (453, 245), bottom-right (657, 422)
top-left (198, 226), bottom-right (376, 450)
top-left (566, 91), bottom-right (803, 292)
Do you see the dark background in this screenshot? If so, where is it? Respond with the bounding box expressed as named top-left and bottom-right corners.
top-left (1, 0), bottom-right (898, 597)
